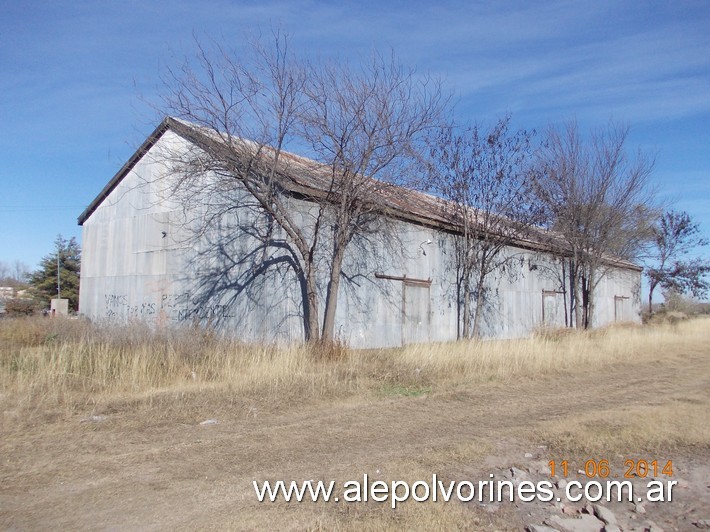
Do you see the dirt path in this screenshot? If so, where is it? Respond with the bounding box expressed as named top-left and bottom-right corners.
top-left (2, 350), bottom-right (708, 530)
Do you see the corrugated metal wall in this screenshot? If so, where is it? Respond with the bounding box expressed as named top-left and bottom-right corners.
top-left (79, 131), bottom-right (642, 348)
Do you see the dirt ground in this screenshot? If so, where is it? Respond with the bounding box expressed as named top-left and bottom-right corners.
top-left (2, 345), bottom-right (709, 530)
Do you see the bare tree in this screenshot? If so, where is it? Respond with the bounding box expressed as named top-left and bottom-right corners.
top-left (0, 260), bottom-right (30, 286)
top-left (428, 116), bottom-right (538, 338)
top-left (157, 34), bottom-right (445, 344)
top-left (12, 260), bottom-right (29, 283)
top-left (646, 210), bottom-right (709, 313)
top-left (300, 53), bottom-right (445, 341)
top-left (157, 34), bottom-right (322, 339)
top-left (533, 120), bottom-right (655, 328)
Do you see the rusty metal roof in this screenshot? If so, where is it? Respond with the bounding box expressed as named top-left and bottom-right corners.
top-left (78, 117), bottom-right (641, 272)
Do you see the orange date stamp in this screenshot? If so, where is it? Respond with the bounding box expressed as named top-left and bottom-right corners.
top-left (548, 459), bottom-right (673, 478)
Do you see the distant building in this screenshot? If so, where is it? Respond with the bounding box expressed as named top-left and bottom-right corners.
top-left (0, 287), bottom-right (13, 314)
top-left (0, 286), bottom-right (29, 316)
top-left (77, 118), bottom-right (641, 347)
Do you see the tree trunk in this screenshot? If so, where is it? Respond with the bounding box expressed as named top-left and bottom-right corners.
top-left (568, 258), bottom-right (575, 328)
top-left (562, 259), bottom-right (569, 328)
top-left (321, 244), bottom-right (347, 343)
top-left (584, 286), bottom-right (591, 328)
top-left (572, 255), bottom-right (583, 329)
top-left (587, 267), bottom-right (595, 329)
top-left (456, 274), bottom-right (462, 340)
top-left (581, 272), bottom-right (589, 329)
top-left (471, 269), bottom-right (486, 338)
top-left (304, 266), bottom-right (321, 343)
top-left (459, 230), bottom-right (471, 340)
top-left (648, 281), bottom-right (657, 314)
top-left (462, 280), bottom-right (471, 339)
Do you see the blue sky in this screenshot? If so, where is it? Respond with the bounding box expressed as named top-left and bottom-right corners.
top-left (1, 0), bottom-right (708, 275)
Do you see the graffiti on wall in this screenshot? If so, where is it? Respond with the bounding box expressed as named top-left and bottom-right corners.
top-left (103, 292), bottom-right (234, 322)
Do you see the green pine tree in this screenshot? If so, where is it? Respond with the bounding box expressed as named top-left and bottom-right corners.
top-left (29, 235), bottom-right (81, 312)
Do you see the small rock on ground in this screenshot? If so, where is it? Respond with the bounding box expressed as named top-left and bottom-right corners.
top-left (592, 503), bottom-right (618, 526)
top-left (545, 513), bottom-right (606, 532)
top-left (81, 415), bottom-right (107, 423)
top-left (527, 525), bottom-right (558, 532)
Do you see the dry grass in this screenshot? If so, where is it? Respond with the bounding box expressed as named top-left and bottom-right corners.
top-left (2, 316), bottom-right (708, 530)
top-left (537, 399), bottom-right (710, 459)
top-left (0, 319), bottom-right (349, 407)
top-left (1, 316), bottom-right (708, 417)
top-left (385, 320), bottom-right (701, 385)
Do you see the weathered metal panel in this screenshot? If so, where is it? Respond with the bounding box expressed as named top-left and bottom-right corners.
top-left (402, 282), bottom-right (432, 345)
top-left (542, 291), bottom-right (565, 328)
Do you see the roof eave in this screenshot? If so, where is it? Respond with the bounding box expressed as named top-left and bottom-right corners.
top-left (77, 118), bottom-right (644, 274)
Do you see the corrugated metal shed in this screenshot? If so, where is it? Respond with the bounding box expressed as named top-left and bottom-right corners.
top-left (78, 118), bottom-right (642, 347)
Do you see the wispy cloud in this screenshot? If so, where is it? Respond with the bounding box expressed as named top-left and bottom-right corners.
top-left (395, 3), bottom-right (710, 124)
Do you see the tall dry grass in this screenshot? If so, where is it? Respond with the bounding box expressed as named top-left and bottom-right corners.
top-left (0, 317), bottom-right (356, 409)
top-left (1, 316), bottom-right (707, 411)
top-left (391, 319), bottom-right (708, 385)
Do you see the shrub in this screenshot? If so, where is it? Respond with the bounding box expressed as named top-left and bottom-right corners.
top-left (3, 298), bottom-right (39, 317)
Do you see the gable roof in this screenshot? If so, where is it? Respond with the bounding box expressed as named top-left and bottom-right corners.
top-left (78, 117), bottom-right (642, 272)
top-left (78, 116), bottom-right (460, 230)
